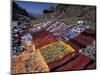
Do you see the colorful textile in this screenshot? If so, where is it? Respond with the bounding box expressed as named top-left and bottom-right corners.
top-left (51, 24), bottom-right (85, 42)
top-left (54, 54), bottom-right (92, 71)
top-left (74, 33), bottom-right (95, 46)
top-left (12, 17), bottom-right (96, 73)
top-left (12, 44), bottom-right (49, 74)
top-left (48, 53), bottom-right (76, 70)
top-left (39, 41), bottom-right (75, 63)
top-left (65, 29), bottom-right (95, 51)
top-left (32, 30), bottom-right (49, 39)
top-left (66, 41), bottom-right (80, 51)
top-left (34, 34), bottom-right (59, 49)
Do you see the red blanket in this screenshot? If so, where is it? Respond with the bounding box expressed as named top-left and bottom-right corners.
top-left (34, 33), bottom-right (59, 49)
top-left (74, 34), bottom-right (94, 45)
top-left (32, 30), bottom-right (49, 39)
top-left (86, 63), bottom-right (96, 69)
top-left (85, 29), bottom-right (96, 34)
top-left (48, 53), bottom-right (74, 70)
top-left (54, 54), bottom-right (92, 71)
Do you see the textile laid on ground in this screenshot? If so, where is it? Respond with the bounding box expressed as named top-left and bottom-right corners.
top-left (33, 32), bottom-right (59, 49)
top-left (64, 24), bottom-right (85, 40)
top-left (48, 52), bottom-right (95, 71)
top-left (51, 25), bottom-right (74, 41)
top-left (74, 34), bottom-right (94, 46)
top-left (12, 42), bottom-right (49, 74)
top-left (47, 53), bottom-right (75, 70)
top-left (46, 22), bottom-right (68, 33)
top-left (32, 30), bottom-right (50, 39)
top-left (12, 17), bottom-right (96, 74)
top-left (39, 41), bottom-right (75, 63)
top-left (50, 24), bottom-right (86, 42)
top-left (12, 16), bottom-right (33, 55)
top-left (66, 29), bottom-right (95, 51)
top-left (54, 54), bottom-right (93, 71)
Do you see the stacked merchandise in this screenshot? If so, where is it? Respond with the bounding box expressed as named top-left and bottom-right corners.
top-left (66, 28), bottom-right (96, 51)
top-left (46, 21), bottom-right (62, 32)
top-left (30, 20), bottom-right (53, 33)
top-left (54, 24), bottom-right (85, 42)
top-left (45, 20), bottom-right (86, 43)
top-left (12, 42), bottom-right (49, 74)
top-left (21, 33), bottom-right (33, 45)
top-left (12, 17), bottom-right (96, 74)
top-left (12, 17), bottom-right (33, 55)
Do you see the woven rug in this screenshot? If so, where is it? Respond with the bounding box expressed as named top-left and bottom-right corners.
top-left (39, 41), bottom-right (75, 63)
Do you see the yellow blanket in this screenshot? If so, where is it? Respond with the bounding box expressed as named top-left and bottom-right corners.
top-left (39, 41), bottom-right (75, 63)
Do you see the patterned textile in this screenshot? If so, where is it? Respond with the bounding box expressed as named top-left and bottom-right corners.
top-left (66, 29), bottom-right (95, 51)
top-left (48, 53), bottom-right (75, 70)
top-left (47, 52), bottom-right (95, 71)
top-left (39, 41), bottom-right (75, 62)
top-left (12, 19), bottom-right (96, 74)
top-left (12, 43), bottom-right (49, 74)
top-left (34, 33), bottom-right (59, 49)
top-left (54, 54), bottom-right (92, 71)
top-left (51, 24), bottom-right (85, 42)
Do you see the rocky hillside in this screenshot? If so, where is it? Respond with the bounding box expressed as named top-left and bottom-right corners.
top-left (34, 4), bottom-right (96, 29)
top-left (12, 1), bottom-right (35, 21)
top-left (57, 4), bottom-right (96, 28)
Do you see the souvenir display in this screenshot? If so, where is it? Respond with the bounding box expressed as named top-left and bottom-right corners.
top-left (11, 0), bottom-right (96, 74)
